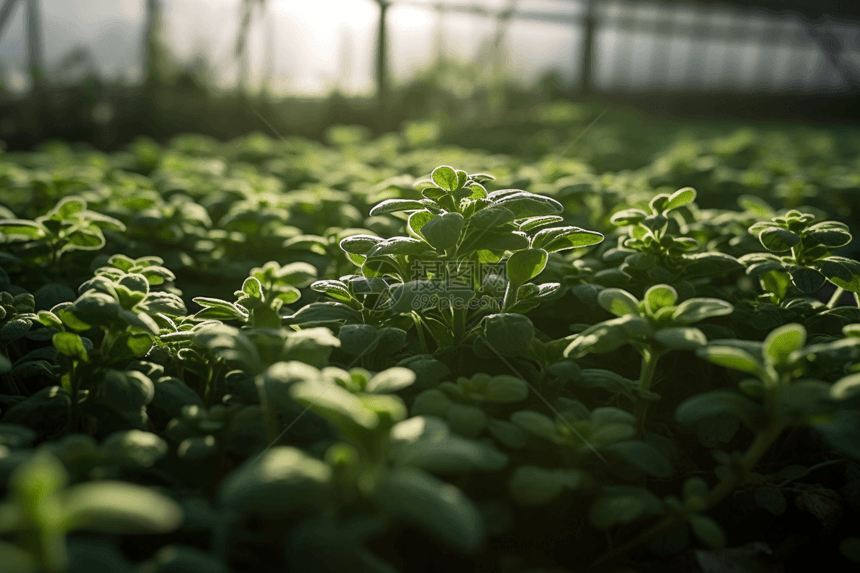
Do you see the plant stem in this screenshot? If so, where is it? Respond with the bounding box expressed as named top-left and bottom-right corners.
top-left (632, 348), bottom-right (659, 434)
top-left (68, 361), bottom-right (79, 434)
top-left (502, 281), bottom-right (518, 312)
top-left (453, 306), bottom-right (466, 343)
top-left (254, 375), bottom-right (279, 445)
top-left (412, 312), bottom-right (429, 354)
top-left (587, 422), bottom-right (785, 570)
top-left (826, 286), bottom-right (844, 309)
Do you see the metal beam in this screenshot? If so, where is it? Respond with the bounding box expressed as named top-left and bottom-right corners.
top-left (26, 0), bottom-right (43, 89)
top-left (376, 1), bottom-right (390, 105)
top-left (391, 0), bottom-right (842, 48)
top-left (0, 0), bottom-right (20, 41)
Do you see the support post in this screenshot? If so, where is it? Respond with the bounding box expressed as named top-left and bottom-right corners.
top-left (0, 0), bottom-right (20, 40)
top-left (26, 0), bottom-right (43, 91)
top-left (376, 0), bottom-right (390, 107)
top-left (579, 0), bottom-right (597, 96)
top-left (143, 0), bottom-right (163, 87)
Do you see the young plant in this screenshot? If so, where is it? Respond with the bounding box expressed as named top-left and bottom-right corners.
top-left (0, 196), bottom-right (125, 279)
top-left (590, 323), bottom-right (852, 568)
top-left (605, 187), bottom-right (742, 293)
top-left (741, 209), bottom-right (858, 306)
top-left (564, 284), bottom-right (734, 432)
top-left (36, 255), bottom-right (186, 432)
top-left (217, 364), bottom-right (507, 565)
top-left (192, 261), bottom-right (316, 328)
top-left (305, 165), bottom-right (603, 353)
top-left (0, 450), bottom-right (182, 572)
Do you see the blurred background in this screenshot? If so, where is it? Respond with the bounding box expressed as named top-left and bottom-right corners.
top-left (0, 0), bottom-right (858, 150)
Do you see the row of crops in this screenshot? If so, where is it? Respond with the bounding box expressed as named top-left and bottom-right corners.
top-left (1, 103), bottom-right (860, 572)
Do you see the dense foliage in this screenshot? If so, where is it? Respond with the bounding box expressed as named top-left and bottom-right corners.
top-left (1, 104), bottom-right (860, 572)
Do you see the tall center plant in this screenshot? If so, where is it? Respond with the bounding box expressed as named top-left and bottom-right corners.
top-left (300, 165), bottom-right (604, 353)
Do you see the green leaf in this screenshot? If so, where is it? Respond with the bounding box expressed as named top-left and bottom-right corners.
top-left (841, 537), bottom-right (860, 564)
top-left (139, 292), bottom-right (186, 317)
top-left (178, 436), bottom-right (219, 461)
top-left (373, 467), bottom-right (483, 552)
top-left (242, 277), bottom-right (263, 299)
top-left (420, 212), bottom-right (464, 252)
top-left (816, 411), bottom-right (860, 460)
top-left (776, 380), bottom-right (834, 422)
top-left (366, 367), bottom-right (416, 394)
top-left (310, 280), bottom-right (353, 303)
top-left (407, 210), bottom-right (434, 239)
top-left (506, 248), bottom-right (547, 286)
top-left (610, 208), bottom-right (648, 226)
top-left (464, 182), bottom-right (487, 200)
top-left (601, 440), bottom-right (673, 478)
top-left (516, 215), bottom-right (564, 232)
top-left (340, 234), bottom-right (383, 255)
top-left (817, 257), bottom-right (860, 292)
top-left (663, 187), bottom-right (696, 211)
top-left (337, 324), bottom-right (379, 356)
top-left (759, 228), bottom-right (801, 252)
top-left (101, 430), bottom-right (167, 468)
top-left (487, 419), bottom-right (526, 448)
top-left (654, 326), bottom-right (707, 350)
top-left (53, 332), bottom-right (89, 361)
top-left (510, 410), bottom-right (556, 440)
top-left (494, 192), bottom-right (563, 217)
top-left (806, 222), bottom-right (852, 248)
top-left (644, 284), bottom-right (677, 314)
top-left (564, 315), bottom-right (652, 358)
top-left (63, 227), bottom-right (106, 251)
top-left (469, 205), bottom-right (516, 229)
top-left (508, 466), bottom-right (582, 506)
top-left (689, 515), bottom-right (726, 548)
top-left (831, 373), bottom-right (860, 403)
top-left (482, 314), bottom-right (534, 358)
top-left (671, 298), bottom-right (733, 325)
top-left (790, 266), bottom-right (826, 294)
top-left (483, 375), bottom-right (529, 403)
top-left (0, 219), bottom-right (47, 240)
top-left (410, 389), bottom-right (454, 418)
top-left (597, 288), bottom-right (640, 317)
top-left (532, 226), bottom-right (603, 253)
top-left (10, 450), bottom-right (69, 513)
top-left (431, 165), bottom-right (459, 192)
top-left (285, 302), bottom-right (362, 326)
top-left (0, 541), bottom-right (39, 573)
top-left (696, 344), bottom-right (762, 375)
top-left (365, 237), bottom-right (432, 258)
top-left (675, 390), bottom-right (763, 427)
top-left (763, 323), bottom-right (806, 364)
top-left (682, 252), bottom-right (743, 278)
top-left (140, 545), bottom-right (228, 573)
top-left (290, 378), bottom-right (378, 430)
top-left (192, 297), bottom-right (248, 321)
top-left (103, 370), bottom-right (155, 411)
top-left (464, 229), bottom-right (529, 253)
top-left (218, 446), bottom-right (332, 515)
top-left (589, 486), bottom-right (663, 529)
top-left (446, 404), bottom-right (487, 438)
top-left (1, 317), bottom-right (32, 341)
top-left (51, 196), bottom-right (87, 220)
top-left (390, 416), bottom-right (507, 472)
top-left (369, 199), bottom-right (426, 217)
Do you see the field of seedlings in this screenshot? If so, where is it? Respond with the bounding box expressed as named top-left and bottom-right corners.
top-left (1, 102), bottom-right (860, 572)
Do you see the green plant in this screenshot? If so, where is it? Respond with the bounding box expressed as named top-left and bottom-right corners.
top-left (0, 450), bottom-right (181, 572)
top-left (741, 209), bottom-right (859, 306)
top-left (564, 284), bottom-right (733, 432)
